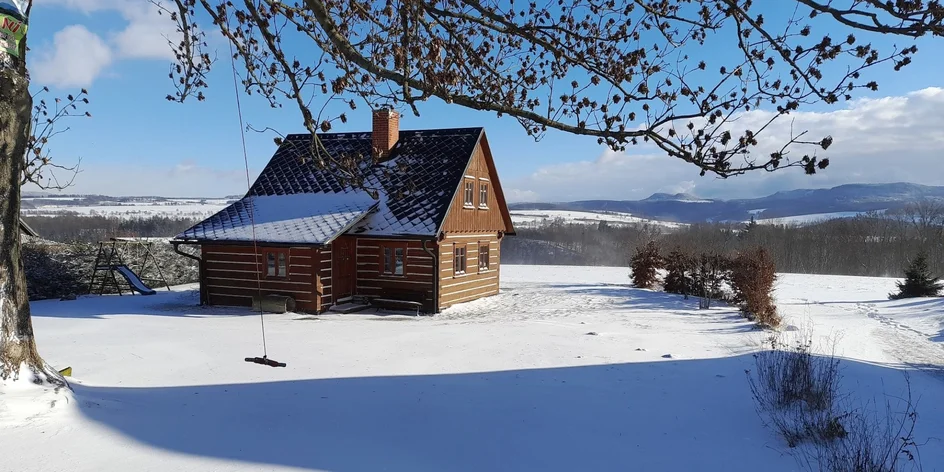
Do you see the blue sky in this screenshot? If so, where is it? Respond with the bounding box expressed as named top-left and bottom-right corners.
top-left (24, 1), bottom-right (944, 201)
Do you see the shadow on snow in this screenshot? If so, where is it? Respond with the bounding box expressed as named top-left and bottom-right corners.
top-left (72, 355), bottom-right (941, 472)
top-left (30, 289), bottom-right (254, 319)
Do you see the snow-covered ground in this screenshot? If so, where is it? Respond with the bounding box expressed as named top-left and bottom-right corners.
top-left (510, 209), bottom-right (684, 228)
top-left (755, 211), bottom-right (871, 225)
top-left (1, 266), bottom-right (942, 471)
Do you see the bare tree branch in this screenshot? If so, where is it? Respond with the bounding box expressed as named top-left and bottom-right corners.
top-left (22, 88), bottom-right (90, 190)
top-left (157, 0), bottom-right (943, 179)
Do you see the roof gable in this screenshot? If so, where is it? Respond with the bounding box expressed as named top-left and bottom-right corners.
top-left (475, 132), bottom-right (516, 235)
top-left (436, 131), bottom-right (516, 235)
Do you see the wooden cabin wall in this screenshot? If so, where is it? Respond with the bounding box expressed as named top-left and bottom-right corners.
top-left (201, 244), bottom-right (320, 312)
top-left (318, 243), bottom-right (333, 311)
top-left (438, 233), bottom-right (501, 309)
top-left (353, 237), bottom-right (437, 312)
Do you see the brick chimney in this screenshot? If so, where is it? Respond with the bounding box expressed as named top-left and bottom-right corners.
top-left (372, 107), bottom-right (399, 159)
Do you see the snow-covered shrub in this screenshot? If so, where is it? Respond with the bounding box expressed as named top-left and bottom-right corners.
top-left (730, 247), bottom-right (780, 327)
top-left (21, 242), bottom-right (93, 300)
top-left (629, 241), bottom-right (663, 289)
top-left (21, 239), bottom-right (199, 300)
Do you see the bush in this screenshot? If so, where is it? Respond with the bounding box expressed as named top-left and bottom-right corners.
top-left (889, 253), bottom-right (943, 300)
top-left (691, 252), bottom-right (732, 308)
top-left (629, 241), bottom-right (663, 289)
top-left (663, 247), bottom-right (695, 296)
top-left (731, 246), bottom-right (780, 327)
top-left (21, 243), bottom-right (92, 300)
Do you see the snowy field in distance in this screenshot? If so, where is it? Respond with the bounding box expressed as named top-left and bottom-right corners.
top-left (21, 198), bottom-right (231, 218)
top-left (1, 266), bottom-right (942, 471)
top-left (510, 209), bottom-right (685, 228)
top-left (755, 211), bottom-right (875, 225)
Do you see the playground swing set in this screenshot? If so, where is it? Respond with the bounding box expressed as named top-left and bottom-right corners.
top-left (88, 238), bottom-right (170, 297)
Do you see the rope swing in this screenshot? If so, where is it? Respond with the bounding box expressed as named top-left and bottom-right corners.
top-left (227, 36), bottom-right (286, 368)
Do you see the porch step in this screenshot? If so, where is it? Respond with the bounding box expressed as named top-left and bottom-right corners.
top-left (328, 302), bottom-right (370, 314)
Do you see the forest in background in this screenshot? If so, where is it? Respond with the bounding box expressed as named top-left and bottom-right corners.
top-left (21, 204), bottom-right (944, 283)
top-left (21, 215), bottom-right (202, 243)
top-left (503, 203), bottom-right (944, 278)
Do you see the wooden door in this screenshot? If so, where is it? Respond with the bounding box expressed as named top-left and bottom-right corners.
top-left (333, 236), bottom-right (356, 300)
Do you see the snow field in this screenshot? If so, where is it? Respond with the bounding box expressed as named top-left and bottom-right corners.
top-left (509, 209), bottom-right (684, 228)
top-left (0, 266), bottom-right (941, 471)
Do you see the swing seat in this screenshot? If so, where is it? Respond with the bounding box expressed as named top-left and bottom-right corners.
top-left (244, 356), bottom-right (286, 367)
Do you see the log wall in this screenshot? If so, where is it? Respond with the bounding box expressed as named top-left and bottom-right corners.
top-left (438, 233), bottom-right (501, 309)
top-left (318, 243), bottom-right (332, 310)
top-left (201, 244), bottom-right (320, 312)
top-left (354, 237), bottom-right (438, 312)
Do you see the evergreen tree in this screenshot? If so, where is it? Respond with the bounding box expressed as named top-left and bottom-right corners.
top-left (889, 253), bottom-right (943, 300)
top-left (664, 247), bottom-right (695, 296)
top-left (630, 241), bottom-right (663, 289)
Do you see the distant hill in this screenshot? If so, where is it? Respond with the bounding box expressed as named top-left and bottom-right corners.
top-left (509, 183), bottom-right (944, 224)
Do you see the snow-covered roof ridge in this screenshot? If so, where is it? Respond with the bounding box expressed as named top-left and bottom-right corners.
top-left (175, 127), bottom-right (483, 243)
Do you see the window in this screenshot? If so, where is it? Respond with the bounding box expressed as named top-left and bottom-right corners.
top-left (463, 180), bottom-right (474, 207)
top-left (479, 183), bottom-right (489, 208)
top-left (454, 245), bottom-right (467, 275)
top-left (479, 244), bottom-right (490, 270)
top-left (381, 245), bottom-right (405, 276)
top-left (265, 249), bottom-right (289, 278)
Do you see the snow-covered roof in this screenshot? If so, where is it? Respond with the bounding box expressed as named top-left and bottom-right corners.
top-left (177, 193), bottom-right (377, 244)
top-left (176, 127), bottom-right (483, 244)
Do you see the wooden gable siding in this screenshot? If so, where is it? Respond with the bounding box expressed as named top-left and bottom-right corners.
top-left (437, 233), bottom-right (501, 309)
top-left (201, 244), bottom-right (320, 312)
top-left (440, 142), bottom-right (509, 233)
top-left (354, 237), bottom-right (437, 312)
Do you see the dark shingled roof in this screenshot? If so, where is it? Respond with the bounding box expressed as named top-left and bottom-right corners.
top-left (176, 127), bottom-right (484, 244)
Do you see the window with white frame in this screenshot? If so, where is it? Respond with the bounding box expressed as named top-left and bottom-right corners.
top-left (479, 182), bottom-right (488, 208)
top-left (454, 245), bottom-right (467, 275)
top-left (479, 244), bottom-right (490, 270)
top-left (464, 180), bottom-right (474, 207)
top-left (265, 249), bottom-right (289, 278)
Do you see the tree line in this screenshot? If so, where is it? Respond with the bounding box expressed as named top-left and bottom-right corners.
top-left (21, 215), bottom-right (202, 243)
top-left (502, 203), bottom-right (944, 278)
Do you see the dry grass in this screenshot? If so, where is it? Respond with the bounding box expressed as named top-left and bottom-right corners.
top-left (747, 327), bottom-right (923, 472)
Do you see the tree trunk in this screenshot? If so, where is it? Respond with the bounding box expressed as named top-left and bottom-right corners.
top-left (0, 61), bottom-right (66, 386)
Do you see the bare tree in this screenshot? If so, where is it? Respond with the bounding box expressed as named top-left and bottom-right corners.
top-left (160, 0), bottom-right (941, 178)
top-left (1, 2), bottom-right (89, 384)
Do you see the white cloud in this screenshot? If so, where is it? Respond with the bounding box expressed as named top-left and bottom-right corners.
top-left (111, 4), bottom-right (177, 60)
top-left (30, 1), bottom-right (177, 87)
top-left (31, 25), bottom-right (112, 87)
top-left (505, 88), bottom-right (944, 201)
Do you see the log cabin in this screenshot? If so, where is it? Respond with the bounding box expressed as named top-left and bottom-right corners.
top-left (173, 109), bottom-right (516, 314)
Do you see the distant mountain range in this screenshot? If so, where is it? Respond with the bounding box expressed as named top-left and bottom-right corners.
top-left (509, 183), bottom-right (944, 224)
